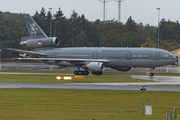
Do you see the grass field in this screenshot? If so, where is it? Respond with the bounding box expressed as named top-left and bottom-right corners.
top-left (0, 70), bottom-right (179, 119)
top-left (0, 89), bottom-right (179, 120)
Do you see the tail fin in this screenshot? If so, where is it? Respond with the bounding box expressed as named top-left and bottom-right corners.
top-left (21, 16), bottom-right (48, 41)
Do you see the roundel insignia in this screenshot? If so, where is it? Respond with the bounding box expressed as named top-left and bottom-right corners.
top-left (38, 40), bottom-right (42, 45)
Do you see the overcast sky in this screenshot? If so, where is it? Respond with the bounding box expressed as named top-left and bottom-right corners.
top-left (0, 0), bottom-right (180, 26)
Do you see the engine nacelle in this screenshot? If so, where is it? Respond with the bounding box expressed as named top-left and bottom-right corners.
top-left (111, 67), bottom-right (131, 72)
top-left (20, 37), bottom-right (59, 48)
top-left (84, 62), bottom-right (104, 72)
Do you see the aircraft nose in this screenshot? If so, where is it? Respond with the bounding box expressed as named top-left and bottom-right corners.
top-left (174, 56), bottom-right (177, 61)
top-left (173, 55), bottom-right (177, 62)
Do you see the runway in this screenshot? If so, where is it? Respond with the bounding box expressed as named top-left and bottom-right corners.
top-left (1, 62), bottom-right (180, 73)
top-left (0, 82), bottom-right (179, 92)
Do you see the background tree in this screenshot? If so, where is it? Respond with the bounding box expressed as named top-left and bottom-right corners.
top-left (0, 8), bottom-right (180, 61)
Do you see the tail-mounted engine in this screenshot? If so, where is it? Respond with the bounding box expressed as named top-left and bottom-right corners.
top-left (20, 37), bottom-right (59, 48)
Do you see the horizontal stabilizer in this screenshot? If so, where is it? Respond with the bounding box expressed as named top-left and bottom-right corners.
top-left (6, 48), bottom-right (47, 56)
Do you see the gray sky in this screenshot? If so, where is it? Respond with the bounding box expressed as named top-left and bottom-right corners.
top-left (0, 0), bottom-right (180, 26)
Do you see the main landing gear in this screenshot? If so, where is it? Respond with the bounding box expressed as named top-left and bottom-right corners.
top-left (149, 68), bottom-right (154, 76)
top-left (73, 71), bottom-right (103, 75)
top-left (73, 66), bottom-right (103, 75)
top-left (74, 66), bottom-right (89, 75)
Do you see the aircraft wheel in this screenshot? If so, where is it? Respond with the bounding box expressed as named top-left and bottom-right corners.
top-left (82, 71), bottom-right (86, 75)
top-left (85, 71), bottom-right (89, 75)
top-left (74, 71), bottom-right (78, 75)
top-left (92, 71), bottom-right (103, 75)
top-left (149, 73), bottom-right (154, 76)
top-left (78, 71), bottom-right (82, 75)
top-left (97, 72), bottom-right (103, 75)
top-left (96, 72), bottom-right (100, 75)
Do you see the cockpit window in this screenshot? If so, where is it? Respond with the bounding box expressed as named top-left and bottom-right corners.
top-left (169, 53), bottom-right (174, 57)
top-left (164, 53), bottom-right (174, 57)
top-left (164, 53), bottom-right (169, 57)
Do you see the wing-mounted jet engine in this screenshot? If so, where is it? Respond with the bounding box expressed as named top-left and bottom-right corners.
top-left (81, 62), bottom-right (105, 75)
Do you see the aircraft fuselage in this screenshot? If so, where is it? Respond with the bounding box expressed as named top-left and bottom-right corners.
top-left (33, 47), bottom-right (176, 70)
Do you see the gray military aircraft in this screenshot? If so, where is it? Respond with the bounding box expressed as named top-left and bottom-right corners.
top-left (6, 16), bottom-right (177, 76)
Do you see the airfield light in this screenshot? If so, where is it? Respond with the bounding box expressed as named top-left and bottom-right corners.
top-left (56, 76), bottom-right (63, 80)
top-left (51, 65), bottom-right (53, 71)
top-left (75, 76), bottom-right (84, 79)
top-left (63, 76), bottom-right (72, 80)
top-left (19, 58), bottom-right (22, 60)
top-left (56, 76), bottom-right (72, 80)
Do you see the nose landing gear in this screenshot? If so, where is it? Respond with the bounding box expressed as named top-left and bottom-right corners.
top-left (74, 71), bottom-right (89, 75)
top-left (149, 68), bottom-right (155, 76)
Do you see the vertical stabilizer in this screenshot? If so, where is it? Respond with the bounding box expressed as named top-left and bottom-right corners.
top-left (22, 16), bottom-right (48, 41)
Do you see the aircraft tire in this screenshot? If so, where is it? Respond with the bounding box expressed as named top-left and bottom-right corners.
top-left (85, 71), bottom-right (89, 75)
top-left (79, 71), bottom-right (82, 75)
top-left (74, 71), bottom-right (89, 75)
top-left (149, 73), bottom-right (154, 76)
top-left (92, 71), bottom-right (103, 75)
top-left (74, 71), bottom-right (79, 75)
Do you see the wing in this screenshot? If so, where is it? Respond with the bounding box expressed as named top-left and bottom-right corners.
top-left (13, 58), bottom-right (109, 63)
top-left (6, 48), bottom-right (47, 57)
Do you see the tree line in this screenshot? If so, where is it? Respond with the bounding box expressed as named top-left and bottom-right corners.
top-left (0, 7), bottom-right (180, 61)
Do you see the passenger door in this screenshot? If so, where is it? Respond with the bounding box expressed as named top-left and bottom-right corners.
top-left (126, 52), bottom-right (131, 66)
top-left (156, 53), bottom-right (160, 60)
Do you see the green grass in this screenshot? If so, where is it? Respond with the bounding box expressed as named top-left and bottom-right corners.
top-left (0, 89), bottom-right (179, 120)
top-left (0, 74), bottom-right (153, 83)
top-left (0, 70), bottom-right (179, 119)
